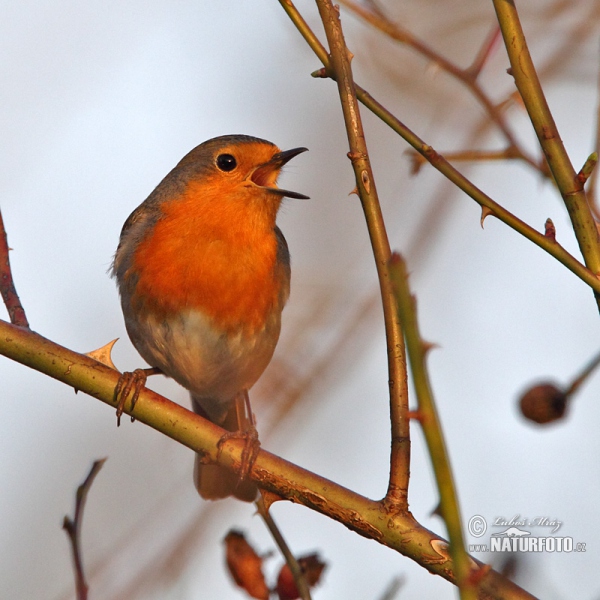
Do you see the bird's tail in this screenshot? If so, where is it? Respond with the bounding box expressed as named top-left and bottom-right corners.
top-left (191, 393), bottom-right (258, 502)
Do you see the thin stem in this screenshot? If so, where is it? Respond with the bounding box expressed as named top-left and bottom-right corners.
top-left (492, 0), bottom-right (600, 289)
top-left (564, 347), bottom-right (600, 398)
top-left (0, 209), bottom-right (29, 328)
top-left (588, 44), bottom-right (600, 217)
top-left (63, 459), bottom-right (107, 600)
top-left (337, 0), bottom-right (543, 175)
top-left (389, 254), bottom-right (476, 600)
top-left (256, 497), bottom-right (312, 600)
top-left (313, 0), bottom-right (410, 508)
top-left (280, 0), bottom-right (600, 295)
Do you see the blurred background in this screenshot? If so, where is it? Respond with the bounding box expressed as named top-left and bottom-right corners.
top-left (2, 1), bottom-right (600, 598)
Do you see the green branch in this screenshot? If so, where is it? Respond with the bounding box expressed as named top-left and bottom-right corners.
top-left (492, 0), bottom-right (600, 290)
top-left (389, 254), bottom-right (475, 599)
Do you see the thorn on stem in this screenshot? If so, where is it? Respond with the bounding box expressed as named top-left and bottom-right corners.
top-left (85, 339), bottom-right (120, 370)
top-left (421, 340), bottom-right (438, 356)
top-left (480, 206), bottom-right (495, 228)
top-left (407, 409), bottom-right (425, 422)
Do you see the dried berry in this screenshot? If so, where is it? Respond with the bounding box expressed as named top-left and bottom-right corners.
top-left (519, 383), bottom-right (568, 425)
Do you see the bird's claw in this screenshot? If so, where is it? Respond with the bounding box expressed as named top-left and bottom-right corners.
top-left (114, 367), bottom-right (160, 426)
top-left (216, 427), bottom-right (261, 483)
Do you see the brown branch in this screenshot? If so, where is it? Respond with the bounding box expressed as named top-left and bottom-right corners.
top-left (337, 0), bottom-right (544, 175)
top-left (63, 459), bottom-right (107, 600)
top-left (0, 319), bottom-right (537, 599)
top-left (282, 0), bottom-right (600, 295)
top-left (0, 209), bottom-right (29, 327)
top-left (256, 496), bottom-right (312, 600)
top-left (314, 0), bottom-right (410, 509)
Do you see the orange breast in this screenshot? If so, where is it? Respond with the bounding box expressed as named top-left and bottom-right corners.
top-left (129, 179), bottom-right (284, 334)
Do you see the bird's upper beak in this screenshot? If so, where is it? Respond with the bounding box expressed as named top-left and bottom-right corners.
top-left (251, 147), bottom-right (309, 199)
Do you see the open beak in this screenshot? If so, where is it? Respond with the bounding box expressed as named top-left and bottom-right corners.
top-left (252, 147), bottom-right (310, 199)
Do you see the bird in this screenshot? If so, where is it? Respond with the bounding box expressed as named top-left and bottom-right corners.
top-left (111, 134), bottom-right (308, 501)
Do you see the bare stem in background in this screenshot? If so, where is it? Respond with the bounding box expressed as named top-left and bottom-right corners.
top-left (63, 459), bottom-right (107, 600)
top-left (313, 0), bottom-right (410, 507)
top-left (256, 497), bottom-right (312, 600)
top-left (588, 45), bottom-right (600, 217)
top-left (338, 0), bottom-right (545, 175)
top-left (0, 209), bottom-right (29, 328)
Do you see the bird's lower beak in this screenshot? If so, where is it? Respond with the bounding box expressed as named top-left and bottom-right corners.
top-left (252, 147), bottom-right (310, 200)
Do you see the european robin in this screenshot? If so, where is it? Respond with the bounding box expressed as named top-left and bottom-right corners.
top-left (111, 134), bottom-right (308, 501)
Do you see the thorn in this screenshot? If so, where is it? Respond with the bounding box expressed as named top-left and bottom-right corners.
top-left (348, 186), bottom-right (359, 196)
top-left (506, 67), bottom-right (514, 77)
top-left (422, 340), bottom-right (439, 355)
top-left (576, 152), bottom-right (598, 185)
top-left (480, 206), bottom-right (494, 228)
top-left (406, 150), bottom-right (426, 175)
top-left (407, 409), bottom-right (425, 422)
top-left (259, 489), bottom-right (285, 512)
top-left (544, 218), bottom-right (556, 242)
top-left (468, 563), bottom-right (492, 585)
top-left (430, 501), bottom-right (443, 519)
top-left (85, 339), bottom-right (120, 371)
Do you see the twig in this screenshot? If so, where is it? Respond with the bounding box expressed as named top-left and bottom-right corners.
top-left (313, 0), bottom-right (410, 508)
top-left (0, 209), bottom-right (29, 327)
top-left (564, 347), bottom-right (600, 398)
top-left (376, 575), bottom-right (405, 600)
top-left (337, 0), bottom-right (543, 175)
top-left (0, 319), bottom-right (538, 599)
top-left (279, 0), bottom-right (600, 296)
top-left (63, 459), bottom-right (107, 600)
top-left (588, 42), bottom-right (600, 217)
top-left (492, 0), bottom-right (600, 295)
top-left (256, 496), bottom-right (312, 600)
top-left (389, 254), bottom-right (476, 600)
top-left (407, 147), bottom-right (521, 174)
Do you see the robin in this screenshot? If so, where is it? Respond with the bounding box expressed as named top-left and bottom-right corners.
top-left (111, 134), bottom-right (308, 501)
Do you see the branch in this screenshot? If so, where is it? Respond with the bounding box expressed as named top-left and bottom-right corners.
top-left (492, 0), bottom-right (600, 291)
top-left (63, 459), bottom-right (107, 600)
top-left (256, 497), bottom-right (312, 600)
top-left (337, 0), bottom-right (543, 175)
top-left (0, 209), bottom-right (29, 327)
top-left (313, 0), bottom-right (410, 508)
top-left (279, 0), bottom-right (600, 296)
top-left (0, 319), bottom-right (537, 599)
top-left (389, 254), bottom-right (475, 598)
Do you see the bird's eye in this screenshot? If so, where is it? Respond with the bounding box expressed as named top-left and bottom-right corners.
top-left (216, 153), bottom-right (237, 172)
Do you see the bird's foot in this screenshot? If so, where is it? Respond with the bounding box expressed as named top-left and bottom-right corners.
top-left (114, 367), bottom-right (161, 426)
top-left (216, 425), bottom-right (261, 483)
